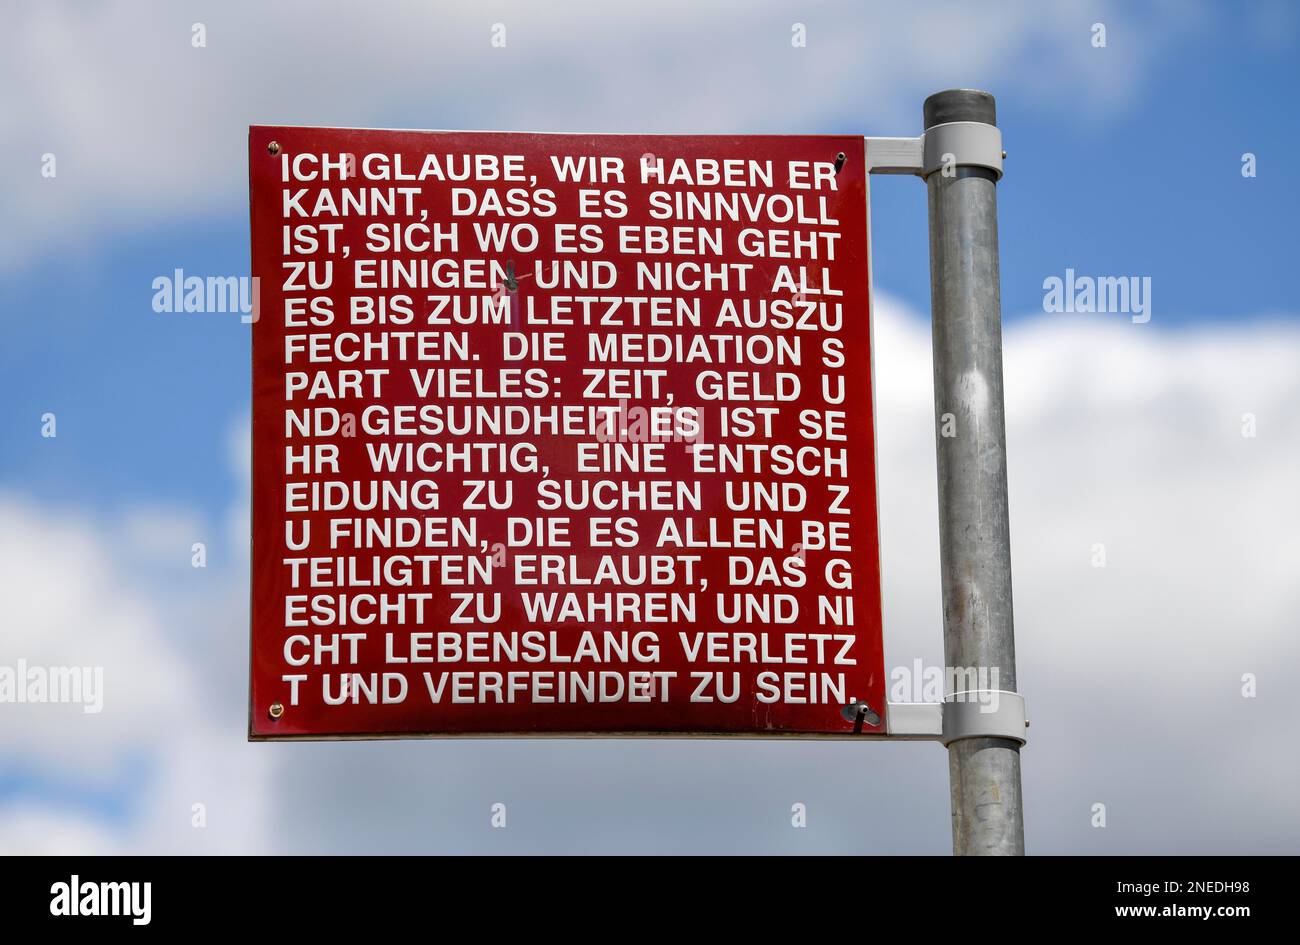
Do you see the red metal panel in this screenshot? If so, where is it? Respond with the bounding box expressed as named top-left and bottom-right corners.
top-left (248, 127), bottom-right (883, 738)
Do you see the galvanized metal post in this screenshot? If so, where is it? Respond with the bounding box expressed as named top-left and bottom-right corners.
top-left (923, 89), bottom-right (1025, 855)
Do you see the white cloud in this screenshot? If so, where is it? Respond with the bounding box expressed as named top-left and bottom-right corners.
top-left (0, 494), bottom-right (270, 853)
top-left (3, 298), bottom-right (1297, 853)
top-left (0, 0), bottom-right (1206, 269)
top-left (119, 504), bottom-right (206, 564)
top-left (877, 299), bottom-right (1300, 852)
top-left (0, 495), bottom-right (194, 767)
top-left (0, 805), bottom-right (124, 856)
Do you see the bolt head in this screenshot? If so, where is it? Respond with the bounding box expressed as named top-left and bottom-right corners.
top-left (268, 702), bottom-right (285, 719)
top-left (268, 141), bottom-right (281, 156)
top-left (839, 700), bottom-right (880, 726)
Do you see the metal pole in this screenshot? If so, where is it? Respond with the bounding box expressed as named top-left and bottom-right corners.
top-left (923, 89), bottom-right (1025, 855)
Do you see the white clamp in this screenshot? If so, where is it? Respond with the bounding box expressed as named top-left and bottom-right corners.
top-left (866, 123), bottom-right (1004, 179)
top-left (883, 691), bottom-right (1027, 746)
top-left (922, 121), bottom-right (1003, 179)
top-left (940, 691), bottom-right (1026, 746)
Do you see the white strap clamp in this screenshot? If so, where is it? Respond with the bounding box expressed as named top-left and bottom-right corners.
top-left (866, 123), bottom-right (1004, 179)
top-left (884, 692), bottom-right (1027, 746)
top-left (941, 690), bottom-right (1026, 746)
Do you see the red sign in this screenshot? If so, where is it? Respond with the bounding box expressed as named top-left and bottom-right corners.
top-left (248, 127), bottom-right (884, 738)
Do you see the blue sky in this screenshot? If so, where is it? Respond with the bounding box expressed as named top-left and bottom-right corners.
top-left (1, 1), bottom-right (1298, 854)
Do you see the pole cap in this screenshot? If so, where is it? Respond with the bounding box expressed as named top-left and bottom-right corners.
top-left (923, 89), bottom-right (996, 129)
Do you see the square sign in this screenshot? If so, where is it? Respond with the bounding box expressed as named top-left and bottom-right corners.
top-left (248, 127), bottom-right (884, 738)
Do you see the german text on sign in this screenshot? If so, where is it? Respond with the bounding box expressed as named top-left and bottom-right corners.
top-left (248, 128), bottom-right (884, 737)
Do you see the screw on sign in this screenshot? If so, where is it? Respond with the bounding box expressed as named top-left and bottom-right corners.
top-left (247, 128), bottom-right (884, 739)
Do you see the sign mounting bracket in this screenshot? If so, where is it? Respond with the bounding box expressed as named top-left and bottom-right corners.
top-left (864, 136), bottom-right (925, 176)
top-left (865, 124), bottom-right (1004, 179)
top-left (879, 694), bottom-right (1028, 745)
